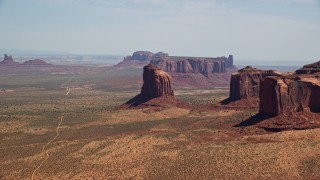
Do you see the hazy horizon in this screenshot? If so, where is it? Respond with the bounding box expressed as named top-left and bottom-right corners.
top-left (0, 0), bottom-right (320, 63)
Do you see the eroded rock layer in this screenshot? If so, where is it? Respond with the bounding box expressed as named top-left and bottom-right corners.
top-left (229, 66), bottom-right (282, 100)
top-left (150, 55), bottom-right (234, 76)
top-left (259, 74), bottom-right (320, 117)
top-left (141, 64), bottom-right (174, 99)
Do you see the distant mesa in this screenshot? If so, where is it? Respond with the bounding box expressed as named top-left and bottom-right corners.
top-left (0, 54), bottom-right (51, 66)
top-left (150, 54), bottom-right (234, 75)
top-left (116, 51), bottom-right (154, 66)
top-left (117, 51), bottom-right (237, 87)
top-left (23, 59), bottom-right (51, 65)
top-left (117, 51), bottom-right (234, 74)
top-left (130, 51), bottom-right (154, 62)
top-left (122, 64), bottom-right (179, 108)
top-left (0, 54), bottom-right (20, 65)
top-left (229, 66), bottom-right (282, 100)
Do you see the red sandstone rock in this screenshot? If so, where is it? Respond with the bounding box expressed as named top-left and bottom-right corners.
top-left (141, 64), bottom-right (174, 98)
top-left (121, 64), bottom-right (176, 108)
top-left (150, 55), bottom-right (233, 76)
top-left (259, 74), bottom-right (320, 117)
top-left (229, 66), bottom-right (282, 100)
top-left (117, 51), bottom-right (236, 87)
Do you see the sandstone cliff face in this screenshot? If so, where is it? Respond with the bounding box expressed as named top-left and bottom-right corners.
top-left (259, 75), bottom-right (320, 117)
top-left (118, 51), bottom-right (234, 77)
top-left (0, 54), bottom-right (19, 65)
top-left (229, 67), bottom-right (282, 100)
top-left (150, 58), bottom-right (227, 76)
top-left (141, 64), bottom-right (174, 99)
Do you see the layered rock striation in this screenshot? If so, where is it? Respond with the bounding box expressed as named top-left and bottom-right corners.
top-left (229, 66), bottom-right (282, 100)
top-left (141, 64), bottom-right (174, 98)
top-left (117, 51), bottom-right (236, 87)
top-left (259, 60), bottom-right (320, 117)
top-left (117, 51), bottom-right (234, 77)
top-left (150, 54), bottom-right (234, 76)
top-left (260, 73), bottom-right (320, 117)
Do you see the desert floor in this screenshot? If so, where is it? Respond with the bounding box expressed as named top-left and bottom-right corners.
top-left (1, 66), bottom-right (320, 179)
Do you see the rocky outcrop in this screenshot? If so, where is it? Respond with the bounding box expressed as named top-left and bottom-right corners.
top-left (229, 66), bottom-right (282, 100)
top-left (23, 59), bottom-right (51, 65)
top-left (259, 61), bottom-right (320, 117)
top-left (141, 64), bottom-right (174, 98)
top-left (0, 54), bottom-right (19, 65)
top-left (259, 74), bottom-right (320, 117)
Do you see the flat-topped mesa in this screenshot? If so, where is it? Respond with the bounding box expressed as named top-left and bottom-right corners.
top-left (150, 54), bottom-right (234, 76)
top-left (230, 66), bottom-right (282, 100)
top-left (295, 60), bottom-right (320, 74)
top-left (124, 51), bottom-right (154, 62)
top-left (0, 54), bottom-right (19, 65)
top-left (141, 64), bottom-right (174, 99)
top-left (23, 59), bottom-right (51, 65)
top-left (260, 74), bottom-right (320, 117)
top-left (117, 51), bottom-right (155, 66)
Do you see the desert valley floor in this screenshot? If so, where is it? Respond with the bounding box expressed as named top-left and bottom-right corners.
top-left (1, 65), bottom-right (320, 179)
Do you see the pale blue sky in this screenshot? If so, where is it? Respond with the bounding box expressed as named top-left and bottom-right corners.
top-left (0, 0), bottom-right (319, 62)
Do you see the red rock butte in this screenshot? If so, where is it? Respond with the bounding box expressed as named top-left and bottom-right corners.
top-left (141, 64), bottom-right (174, 99)
top-left (122, 64), bottom-right (177, 108)
top-left (260, 61), bottom-right (320, 117)
top-left (229, 66), bottom-right (282, 100)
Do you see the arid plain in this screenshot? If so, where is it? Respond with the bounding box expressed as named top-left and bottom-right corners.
top-left (1, 64), bottom-right (320, 180)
